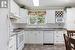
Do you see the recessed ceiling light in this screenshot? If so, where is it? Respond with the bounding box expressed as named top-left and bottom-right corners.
top-left (33, 0), bottom-right (39, 6)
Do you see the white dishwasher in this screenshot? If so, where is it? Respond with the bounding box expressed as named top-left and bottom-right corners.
top-left (43, 31), bottom-right (54, 45)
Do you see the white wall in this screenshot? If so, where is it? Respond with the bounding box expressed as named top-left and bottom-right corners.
top-left (0, 8), bottom-right (9, 50)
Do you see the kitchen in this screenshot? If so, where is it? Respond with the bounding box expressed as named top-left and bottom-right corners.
top-left (0, 0), bottom-right (75, 50)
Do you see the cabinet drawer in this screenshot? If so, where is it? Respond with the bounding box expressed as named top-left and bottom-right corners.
top-left (54, 37), bottom-right (64, 44)
top-left (9, 43), bottom-right (16, 50)
top-left (9, 36), bottom-right (16, 47)
top-left (54, 41), bottom-right (64, 44)
top-left (54, 36), bottom-right (64, 41)
top-left (55, 33), bottom-right (63, 37)
top-left (18, 44), bottom-right (24, 50)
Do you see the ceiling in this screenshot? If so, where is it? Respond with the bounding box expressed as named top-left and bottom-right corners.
top-left (15, 0), bottom-right (75, 9)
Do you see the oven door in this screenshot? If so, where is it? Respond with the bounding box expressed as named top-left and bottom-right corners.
top-left (17, 32), bottom-right (24, 48)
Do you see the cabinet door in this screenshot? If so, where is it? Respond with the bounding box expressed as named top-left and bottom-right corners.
top-left (46, 10), bottom-right (55, 23)
top-left (43, 31), bottom-right (54, 43)
top-left (25, 31), bottom-right (43, 44)
top-left (54, 31), bottom-right (64, 44)
top-left (25, 31), bottom-right (35, 44)
top-left (10, 0), bottom-right (19, 16)
top-left (66, 8), bottom-right (75, 30)
top-left (24, 31), bottom-right (29, 44)
top-left (66, 8), bottom-right (75, 23)
top-left (35, 31), bottom-right (43, 44)
top-left (10, 0), bottom-right (15, 14)
top-left (28, 31), bottom-right (35, 44)
top-left (20, 30), bottom-right (25, 45)
top-left (19, 8), bottom-right (28, 23)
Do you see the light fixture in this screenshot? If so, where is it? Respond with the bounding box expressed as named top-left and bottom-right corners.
top-left (33, 0), bottom-right (39, 6)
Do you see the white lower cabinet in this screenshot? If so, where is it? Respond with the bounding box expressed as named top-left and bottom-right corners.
top-left (9, 35), bottom-right (16, 50)
top-left (54, 30), bottom-right (64, 44)
top-left (24, 30), bottom-right (65, 44)
top-left (35, 31), bottom-right (43, 44)
top-left (24, 31), bottom-right (43, 44)
top-left (43, 31), bottom-right (54, 43)
top-left (28, 31), bottom-right (36, 44)
top-left (24, 31), bottom-right (29, 44)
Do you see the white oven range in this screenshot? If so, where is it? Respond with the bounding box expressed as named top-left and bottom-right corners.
top-left (16, 31), bottom-right (24, 50)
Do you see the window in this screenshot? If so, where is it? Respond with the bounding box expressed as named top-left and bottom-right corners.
top-left (55, 11), bottom-right (64, 23)
top-left (28, 10), bottom-right (46, 25)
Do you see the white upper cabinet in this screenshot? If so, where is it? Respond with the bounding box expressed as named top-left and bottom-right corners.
top-left (9, 0), bottom-right (28, 24)
top-left (46, 10), bottom-right (55, 23)
top-left (19, 8), bottom-right (28, 23)
top-left (10, 0), bottom-right (19, 16)
top-left (65, 8), bottom-right (75, 30)
top-left (66, 8), bottom-right (75, 23)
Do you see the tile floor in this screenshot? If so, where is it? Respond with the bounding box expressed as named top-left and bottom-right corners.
top-left (23, 44), bottom-right (66, 50)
